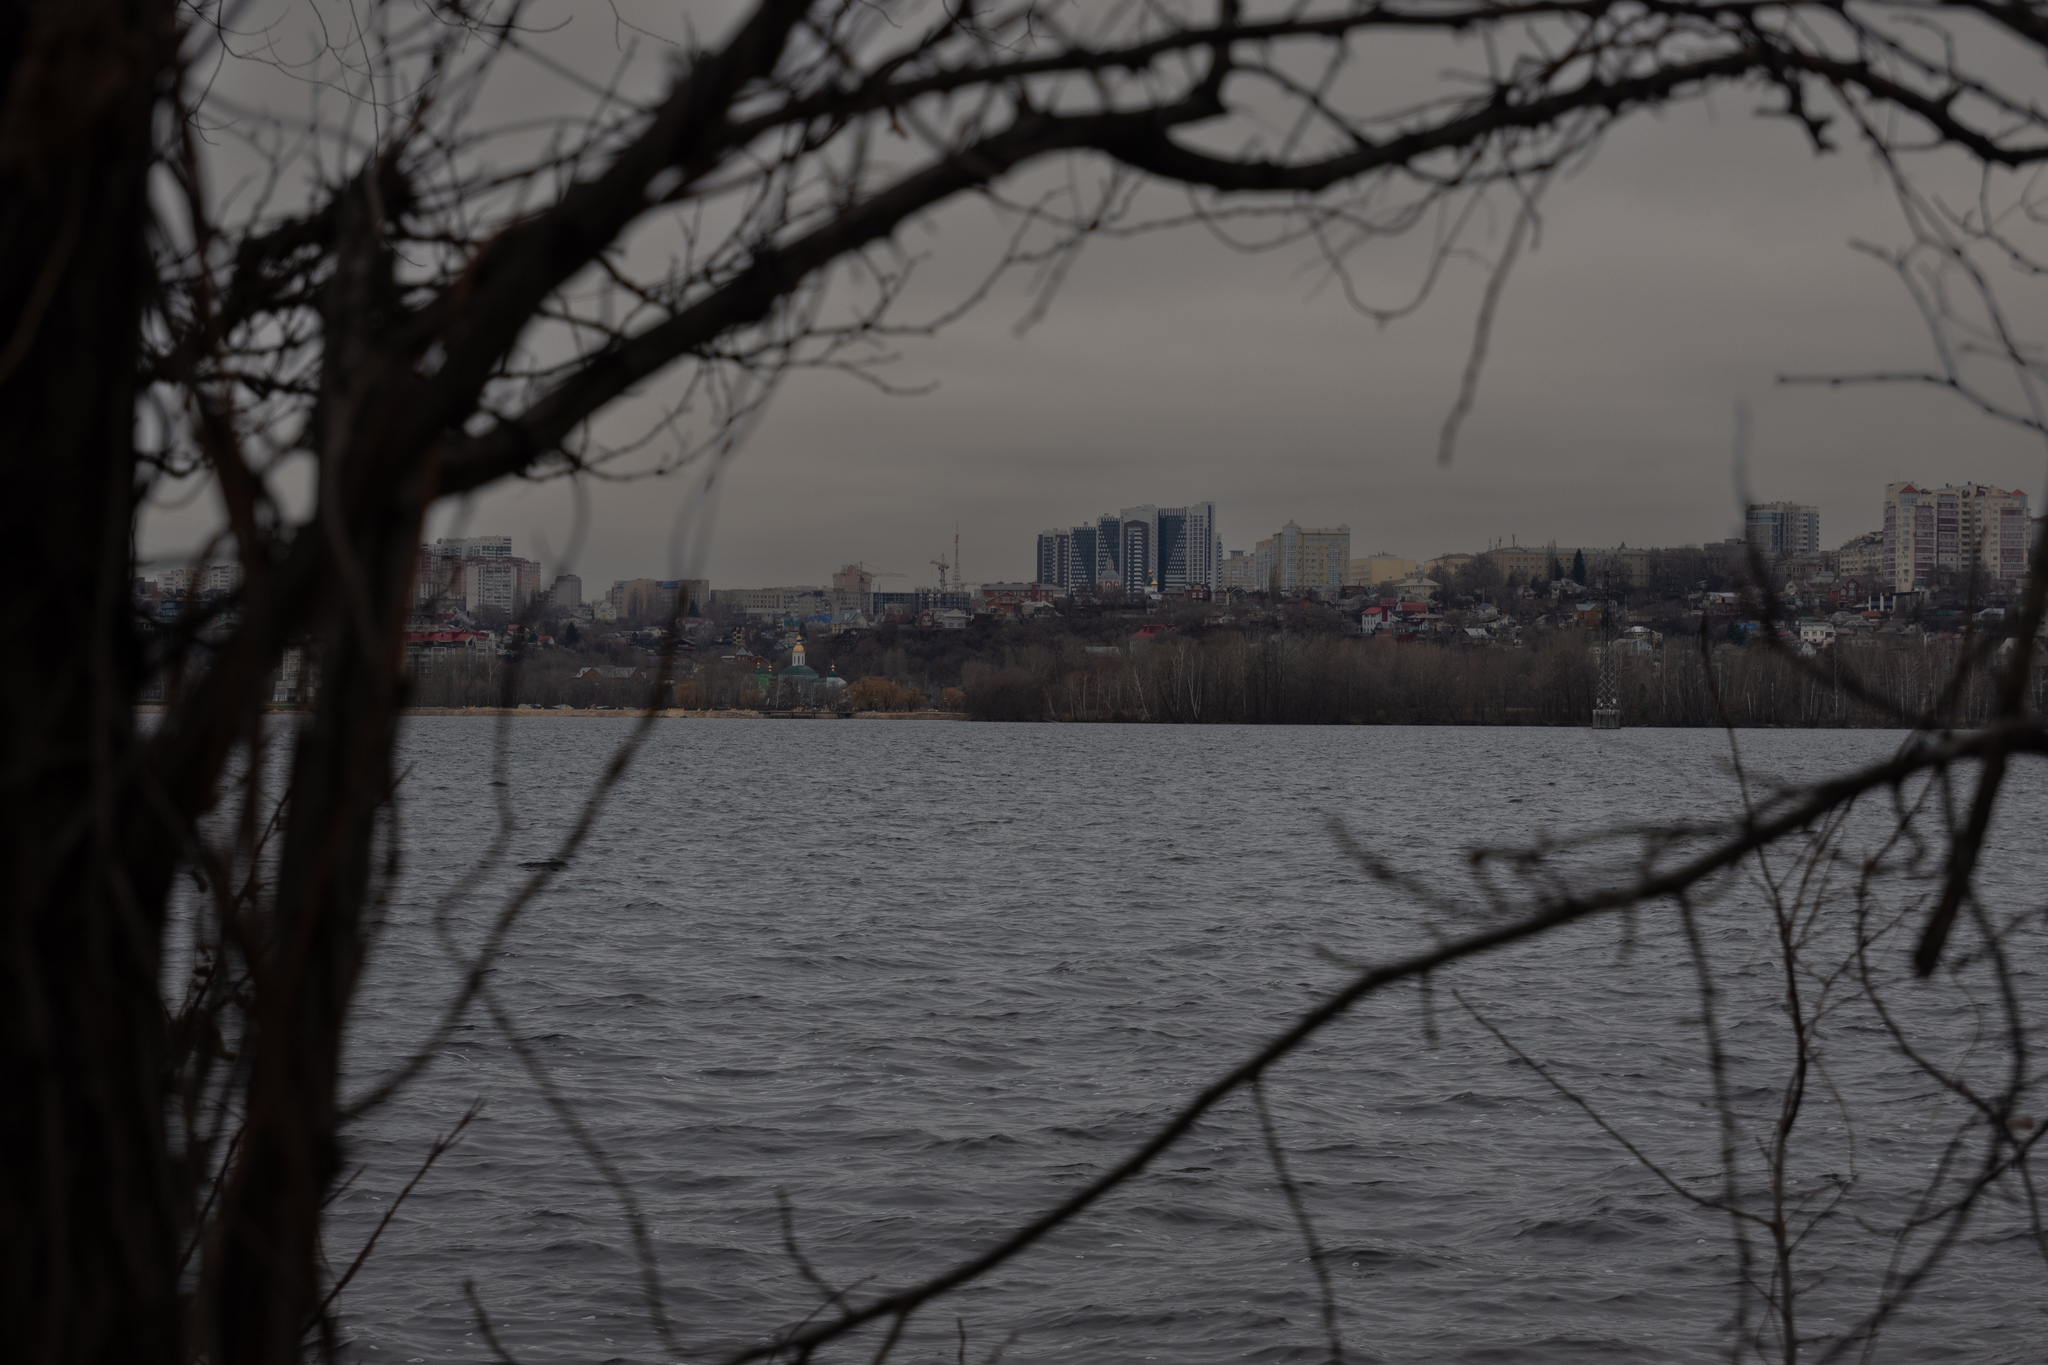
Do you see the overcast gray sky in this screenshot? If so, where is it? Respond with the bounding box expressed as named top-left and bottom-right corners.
top-left (139, 4), bottom-right (2048, 593)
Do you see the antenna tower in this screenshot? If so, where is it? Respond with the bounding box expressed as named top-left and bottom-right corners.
top-left (1592, 639), bottom-right (1621, 729)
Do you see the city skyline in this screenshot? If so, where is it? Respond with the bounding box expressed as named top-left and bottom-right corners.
top-left (140, 473), bottom-right (2037, 592)
top-left (132, 101), bottom-right (2047, 591)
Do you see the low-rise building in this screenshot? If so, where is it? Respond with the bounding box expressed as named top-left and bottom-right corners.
top-left (974, 581), bottom-right (1059, 614)
top-left (610, 577), bottom-right (687, 622)
top-left (1346, 553), bottom-right (1417, 587)
top-left (1425, 553), bottom-right (1474, 580)
top-left (404, 628), bottom-right (493, 675)
top-left (712, 585), bottom-right (829, 619)
top-left (1837, 530), bottom-right (1883, 582)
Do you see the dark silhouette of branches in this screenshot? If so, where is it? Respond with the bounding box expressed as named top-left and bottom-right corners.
top-left (10, 0), bottom-right (2048, 1360)
top-left (313, 1100), bottom-right (479, 1325)
top-left (1251, 1078), bottom-right (1346, 1365)
top-left (708, 714), bottom-right (2048, 1363)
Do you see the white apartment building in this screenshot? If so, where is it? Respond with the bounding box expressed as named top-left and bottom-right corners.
top-left (463, 557), bottom-right (542, 615)
top-left (1252, 521), bottom-right (1351, 593)
top-left (1882, 482), bottom-right (2034, 590)
top-left (412, 536), bottom-right (543, 613)
top-left (711, 585), bottom-right (828, 617)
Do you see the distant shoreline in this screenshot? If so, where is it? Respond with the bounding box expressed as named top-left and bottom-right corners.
top-left (135, 705), bottom-right (966, 720)
top-left (405, 707), bottom-right (969, 720)
top-left (131, 706), bottom-right (1880, 727)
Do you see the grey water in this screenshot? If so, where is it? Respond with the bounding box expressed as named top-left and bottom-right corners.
top-left (327, 721), bottom-right (2048, 1363)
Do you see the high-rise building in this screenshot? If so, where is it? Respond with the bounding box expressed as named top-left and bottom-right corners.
top-left (437, 534), bottom-right (513, 561)
top-left (1882, 482), bottom-right (2034, 589)
top-left (831, 564), bottom-right (877, 615)
top-left (464, 557), bottom-right (540, 615)
top-left (418, 536), bottom-right (524, 608)
top-left (1252, 521), bottom-right (1351, 593)
top-left (1033, 503), bottom-right (1216, 594)
top-left (548, 573), bottom-right (583, 610)
top-left (1119, 517), bottom-right (1152, 595)
top-left (1066, 522), bottom-right (1103, 590)
top-left (415, 546), bottom-right (447, 605)
top-left (1745, 502), bottom-right (1820, 555)
top-left (1216, 550), bottom-right (1259, 594)
top-left (1035, 530), bottom-right (1069, 587)
top-left (1146, 502), bottom-right (1218, 592)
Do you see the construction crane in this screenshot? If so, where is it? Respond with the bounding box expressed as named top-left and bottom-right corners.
top-left (930, 527), bottom-right (962, 592)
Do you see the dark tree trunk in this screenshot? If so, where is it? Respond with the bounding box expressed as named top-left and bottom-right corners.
top-left (204, 176), bottom-right (435, 1364)
top-left (0, 2), bottom-right (179, 1362)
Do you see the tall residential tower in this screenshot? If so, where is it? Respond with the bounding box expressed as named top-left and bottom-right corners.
top-left (1744, 502), bottom-right (1821, 555)
top-left (1035, 502), bottom-right (1218, 594)
top-left (1882, 482), bottom-right (2033, 589)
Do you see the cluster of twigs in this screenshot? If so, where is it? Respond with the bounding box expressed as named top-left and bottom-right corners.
top-left (12, 1), bottom-right (2048, 1361)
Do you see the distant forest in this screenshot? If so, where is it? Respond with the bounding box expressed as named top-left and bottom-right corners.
top-left (407, 607), bottom-right (2037, 728)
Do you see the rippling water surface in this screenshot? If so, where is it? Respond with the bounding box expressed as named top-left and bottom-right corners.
top-left (327, 721), bottom-right (2048, 1363)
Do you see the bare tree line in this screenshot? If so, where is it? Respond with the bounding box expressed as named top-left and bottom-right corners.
top-left (950, 631), bottom-right (2045, 726)
top-left (7, 0), bottom-right (2048, 1362)
top-left (407, 618), bottom-right (2048, 723)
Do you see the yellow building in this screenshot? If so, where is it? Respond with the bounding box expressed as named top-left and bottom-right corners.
top-left (1480, 546), bottom-right (1562, 583)
top-left (1478, 545), bottom-right (1650, 588)
top-left (1425, 552), bottom-right (1475, 579)
top-left (1345, 553), bottom-right (1416, 586)
top-left (1838, 530), bottom-right (1883, 583)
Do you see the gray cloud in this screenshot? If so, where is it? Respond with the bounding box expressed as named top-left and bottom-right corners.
top-left (138, 13), bottom-right (2048, 592)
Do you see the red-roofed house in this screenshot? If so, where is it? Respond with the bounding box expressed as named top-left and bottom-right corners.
top-left (403, 629), bottom-right (493, 676)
